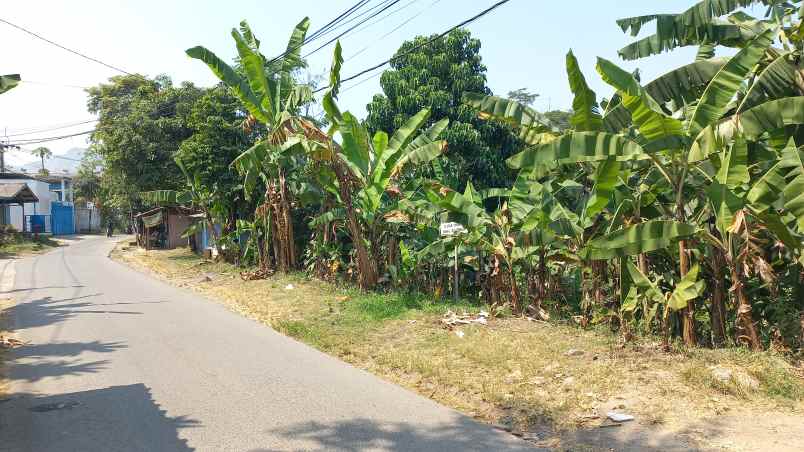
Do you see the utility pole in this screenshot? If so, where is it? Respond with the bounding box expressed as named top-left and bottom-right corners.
top-left (0, 129), bottom-right (20, 173)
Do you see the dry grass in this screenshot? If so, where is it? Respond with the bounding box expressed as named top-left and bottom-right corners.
top-left (0, 297), bottom-right (17, 399)
top-left (112, 243), bottom-right (804, 439)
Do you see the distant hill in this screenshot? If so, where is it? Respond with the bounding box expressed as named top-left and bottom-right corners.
top-left (16, 147), bottom-right (86, 176)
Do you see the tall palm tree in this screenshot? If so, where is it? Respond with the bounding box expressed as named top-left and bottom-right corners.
top-left (31, 146), bottom-right (52, 174)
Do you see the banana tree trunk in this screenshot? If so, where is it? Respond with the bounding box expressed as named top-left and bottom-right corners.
top-left (278, 168), bottom-right (297, 269)
top-left (332, 163), bottom-right (377, 291)
top-left (728, 236), bottom-right (762, 350)
top-left (676, 203), bottom-right (697, 346)
top-left (709, 244), bottom-right (728, 347)
top-left (798, 270), bottom-right (804, 350)
top-left (205, 210), bottom-right (223, 259)
top-left (508, 262), bottom-right (520, 314)
top-left (731, 265), bottom-right (762, 350)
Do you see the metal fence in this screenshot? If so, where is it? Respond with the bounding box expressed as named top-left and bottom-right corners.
top-left (23, 215), bottom-right (52, 234)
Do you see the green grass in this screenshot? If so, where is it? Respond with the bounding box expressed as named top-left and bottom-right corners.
top-left (0, 234), bottom-right (60, 258)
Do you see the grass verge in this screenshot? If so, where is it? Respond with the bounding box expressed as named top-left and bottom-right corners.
top-left (111, 244), bottom-right (804, 443)
top-left (0, 233), bottom-right (60, 259)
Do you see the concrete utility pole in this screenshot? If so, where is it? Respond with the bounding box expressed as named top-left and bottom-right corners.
top-left (0, 132), bottom-right (20, 173)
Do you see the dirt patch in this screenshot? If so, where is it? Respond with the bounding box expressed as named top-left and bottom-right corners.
top-left (111, 243), bottom-right (804, 451)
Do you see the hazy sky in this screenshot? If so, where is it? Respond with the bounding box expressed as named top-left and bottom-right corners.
top-left (0, 0), bottom-right (759, 166)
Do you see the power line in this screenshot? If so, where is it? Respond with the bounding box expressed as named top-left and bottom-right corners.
top-left (304, 0), bottom-right (372, 44)
top-left (303, 0), bottom-right (404, 58)
top-left (315, 0), bottom-right (514, 94)
top-left (4, 119), bottom-right (98, 137)
top-left (315, 0), bottom-right (398, 39)
top-left (0, 17), bottom-right (133, 75)
top-left (340, 0), bottom-right (423, 49)
top-left (18, 80), bottom-right (91, 90)
top-left (346, 0), bottom-right (442, 62)
top-left (7, 129), bottom-right (94, 146)
top-left (263, 0), bottom-right (373, 68)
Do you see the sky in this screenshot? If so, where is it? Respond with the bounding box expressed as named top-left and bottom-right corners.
top-left (0, 0), bottom-right (761, 167)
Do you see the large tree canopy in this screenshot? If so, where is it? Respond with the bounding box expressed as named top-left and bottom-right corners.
top-left (86, 74), bottom-right (203, 212)
top-left (175, 84), bottom-right (255, 220)
top-left (365, 29), bottom-right (521, 190)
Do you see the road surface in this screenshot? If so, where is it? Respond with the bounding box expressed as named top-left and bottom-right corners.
top-left (0, 237), bottom-right (535, 451)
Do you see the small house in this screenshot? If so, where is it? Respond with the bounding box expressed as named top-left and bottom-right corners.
top-left (134, 206), bottom-right (196, 250)
top-left (0, 182), bottom-right (39, 230)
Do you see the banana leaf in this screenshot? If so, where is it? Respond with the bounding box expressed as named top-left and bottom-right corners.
top-left (0, 74), bottom-right (20, 95)
top-left (566, 50), bottom-right (602, 132)
top-left (597, 57), bottom-right (685, 142)
top-left (463, 93), bottom-right (558, 144)
top-left (687, 27), bottom-right (777, 137)
top-left (667, 263), bottom-right (705, 311)
top-left (582, 220), bottom-right (697, 260)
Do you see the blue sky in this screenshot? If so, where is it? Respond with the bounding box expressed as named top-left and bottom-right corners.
top-left (0, 0), bottom-right (762, 164)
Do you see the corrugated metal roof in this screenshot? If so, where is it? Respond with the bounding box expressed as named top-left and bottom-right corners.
top-left (0, 182), bottom-right (39, 203)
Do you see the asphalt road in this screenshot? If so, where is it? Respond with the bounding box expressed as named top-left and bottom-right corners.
top-left (0, 236), bottom-right (536, 452)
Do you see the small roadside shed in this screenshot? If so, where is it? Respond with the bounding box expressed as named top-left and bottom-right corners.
top-left (0, 183), bottom-right (39, 230)
top-left (134, 206), bottom-right (195, 250)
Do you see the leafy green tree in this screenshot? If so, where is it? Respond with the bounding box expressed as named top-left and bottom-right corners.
top-left (176, 85), bottom-right (255, 226)
top-left (73, 152), bottom-right (102, 204)
top-left (506, 88), bottom-right (538, 106)
top-left (365, 29), bottom-right (522, 191)
top-left (86, 74), bottom-right (204, 214)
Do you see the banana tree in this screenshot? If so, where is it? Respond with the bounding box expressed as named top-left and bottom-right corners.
top-left (187, 18), bottom-right (316, 273)
top-left (307, 42), bottom-right (448, 290)
top-left (615, 1), bottom-right (794, 61)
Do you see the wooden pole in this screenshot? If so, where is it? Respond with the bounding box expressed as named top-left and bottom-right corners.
top-left (454, 242), bottom-right (459, 302)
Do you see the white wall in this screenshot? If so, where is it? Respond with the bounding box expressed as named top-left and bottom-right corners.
top-left (75, 207), bottom-right (101, 232)
top-left (4, 178), bottom-right (53, 231)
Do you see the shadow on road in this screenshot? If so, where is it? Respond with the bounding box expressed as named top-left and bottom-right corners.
top-left (1, 285), bottom-right (85, 294)
top-left (3, 295), bottom-right (142, 331)
top-left (251, 417), bottom-right (541, 452)
top-left (1, 384), bottom-right (200, 451)
top-left (247, 415), bottom-right (720, 452)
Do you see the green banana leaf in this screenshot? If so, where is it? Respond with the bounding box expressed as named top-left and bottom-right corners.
top-left (281, 17), bottom-right (310, 77)
top-left (0, 74), bottom-right (20, 95)
top-left (603, 58), bottom-right (727, 132)
top-left (507, 131), bottom-right (648, 170)
top-left (667, 263), bottom-right (705, 311)
top-left (738, 51), bottom-right (799, 112)
top-left (338, 112), bottom-right (372, 184)
top-left (746, 159), bottom-right (786, 213)
top-left (462, 93), bottom-right (558, 144)
top-left (625, 260), bottom-right (665, 304)
top-left (781, 138), bottom-right (804, 233)
top-left (708, 180), bottom-right (744, 237)
top-left (687, 27), bottom-right (777, 137)
top-left (582, 220), bottom-right (697, 260)
top-left (583, 157), bottom-right (620, 220)
top-left (186, 46), bottom-right (269, 124)
top-left (140, 190), bottom-right (193, 206)
top-left (618, 22), bottom-right (745, 61)
top-left (689, 97), bottom-right (804, 161)
top-left (716, 134), bottom-right (749, 189)
top-left (596, 57), bottom-right (685, 142)
top-left (566, 50), bottom-right (602, 132)
top-left (310, 208), bottom-right (346, 227)
top-left (231, 27), bottom-right (276, 120)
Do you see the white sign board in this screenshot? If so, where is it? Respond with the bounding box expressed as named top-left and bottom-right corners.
top-left (440, 222), bottom-right (467, 237)
top-left (86, 202), bottom-right (95, 209)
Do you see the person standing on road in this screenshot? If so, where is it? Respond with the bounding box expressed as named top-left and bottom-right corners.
top-left (106, 219), bottom-right (113, 237)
